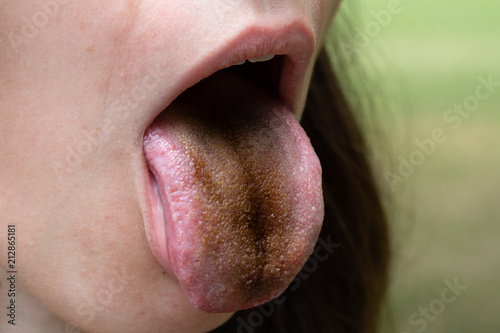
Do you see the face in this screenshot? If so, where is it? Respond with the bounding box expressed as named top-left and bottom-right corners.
top-left (0, 1), bottom-right (340, 332)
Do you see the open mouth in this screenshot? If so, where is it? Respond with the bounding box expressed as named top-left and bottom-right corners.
top-left (142, 32), bottom-right (323, 313)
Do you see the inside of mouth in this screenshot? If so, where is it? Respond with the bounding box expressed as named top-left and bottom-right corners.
top-left (220, 55), bottom-right (284, 97)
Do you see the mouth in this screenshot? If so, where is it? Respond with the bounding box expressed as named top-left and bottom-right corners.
top-left (141, 25), bottom-right (323, 313)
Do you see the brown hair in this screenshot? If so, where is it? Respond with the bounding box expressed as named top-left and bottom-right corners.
top-left (210, 49), bottom-right (391, 333)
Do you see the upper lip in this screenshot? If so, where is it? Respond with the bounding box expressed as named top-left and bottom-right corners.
top-left (154, 21), bottom-right (316, 118)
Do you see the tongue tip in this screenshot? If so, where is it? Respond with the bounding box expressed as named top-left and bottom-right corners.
top-left (173, 232), bottom-right (321, 314)
top-left (186, 283), bottom-right (287, 314)
top-left (174, 267), bottom-right (287, 313)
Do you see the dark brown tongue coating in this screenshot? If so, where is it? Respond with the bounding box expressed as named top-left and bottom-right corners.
top-left (149, 71), bottom-right (323, 312)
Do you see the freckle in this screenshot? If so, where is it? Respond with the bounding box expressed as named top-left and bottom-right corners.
top-left (79, 22), bottom-right (86, 31)
top-left (86, 44), bottom-right (95, 53)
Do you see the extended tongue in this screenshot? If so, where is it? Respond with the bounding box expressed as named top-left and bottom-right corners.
top-left (143, 70), bottom-right (323, 313)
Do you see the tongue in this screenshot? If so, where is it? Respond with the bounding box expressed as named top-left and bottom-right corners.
top-left (143, 70), bottom-right (323, 313)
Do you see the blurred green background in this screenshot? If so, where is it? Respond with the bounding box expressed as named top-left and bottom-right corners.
top-left (329, 0), bottom-right (500, 332)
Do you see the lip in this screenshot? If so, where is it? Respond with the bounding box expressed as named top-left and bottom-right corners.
top-left (138, 19), bottom-right (318, 304)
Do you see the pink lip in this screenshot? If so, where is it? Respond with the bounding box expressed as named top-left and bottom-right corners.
top-left (138, 19), bottom-right (318, 308)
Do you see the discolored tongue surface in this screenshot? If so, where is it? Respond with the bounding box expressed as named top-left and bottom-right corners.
top-left (143, 71), bottom-right (323, 313)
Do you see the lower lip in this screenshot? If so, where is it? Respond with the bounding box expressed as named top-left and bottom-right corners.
top-left (142, 168), bottom-right (175, 277)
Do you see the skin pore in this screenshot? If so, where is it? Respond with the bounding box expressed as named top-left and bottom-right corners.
top-left (0, 1), bottom-right (340, 332)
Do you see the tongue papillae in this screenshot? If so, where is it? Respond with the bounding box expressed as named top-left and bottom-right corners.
top-left (143, 70), bottom-right (323, 313)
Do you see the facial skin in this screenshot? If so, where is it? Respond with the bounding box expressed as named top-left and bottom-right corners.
top-left (0, 1), bottom-right (340, 332)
